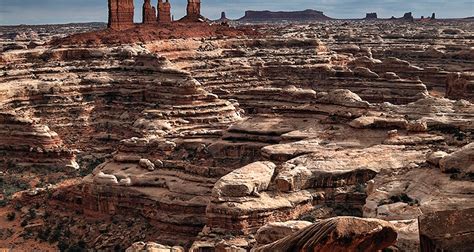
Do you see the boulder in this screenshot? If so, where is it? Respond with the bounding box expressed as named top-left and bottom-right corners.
top-left (426, 151), bottom-right (448, 166)
top-left (439, 143), bottom-right (474, 176)
top-left (139, 159), bottom-right (155, 171)
top-left (94, 172), bottom-right (119, 185)
top-left (354, 67), bottom-right (379, 79)
top-left (212, 161), bottom-right (276, 199)
top-left (252, 217), bottom-right (397, 252)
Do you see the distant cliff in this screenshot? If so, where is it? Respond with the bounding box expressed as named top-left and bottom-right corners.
top-left (238, 9), bottom-right (332, 22)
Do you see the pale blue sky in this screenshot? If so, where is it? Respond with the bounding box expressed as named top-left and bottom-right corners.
top-left (0, 0), bottom-right (473, 25)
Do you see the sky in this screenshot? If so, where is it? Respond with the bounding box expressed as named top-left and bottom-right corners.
top-left (0, 0), bottom-right (473, 25)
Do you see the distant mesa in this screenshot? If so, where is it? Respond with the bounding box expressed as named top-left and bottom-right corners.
top-left (403, 12), bottom-right (414, 22)
top-left (365, 13), bottom-right (378, 19)
top-left (238, 9), bottom-right (332, 22)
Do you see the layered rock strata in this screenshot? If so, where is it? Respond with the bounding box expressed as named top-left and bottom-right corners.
top-left (0, 112), bottom-right (76, 169)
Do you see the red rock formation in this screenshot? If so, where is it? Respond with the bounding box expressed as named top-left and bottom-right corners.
top-left (108, 0), bottom-right (135, 30)
top-left (180, 0), bottom-right (202, 22)
top-left (157, 0), bottom-right (172, 23)
top-left (142, 0), bottom-right (157, 25)
top-left (187, 0), bottom-right (201, 17)
top-left (419, 208), bottom-right (474, 251)
top-left (253, 217), bottom-right (398, 252)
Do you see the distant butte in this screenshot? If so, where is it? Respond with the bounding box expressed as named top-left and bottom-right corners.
top-left (238, 9), bottom-right (332, 22)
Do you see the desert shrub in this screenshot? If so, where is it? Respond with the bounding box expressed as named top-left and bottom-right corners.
top-left (6, 212), bottom-right (16, 221)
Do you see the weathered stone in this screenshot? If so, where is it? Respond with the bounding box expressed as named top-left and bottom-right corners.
top-left (439, 143), bottom-right (474, 176)
top-left (126, 242), bottom-right (185, 252)
top-left (419, 208), bottom-right (474, 252)
top-left (142, 0), bottom-right (157, 25)
top-left (252, 217), bottom-right (397, 252)
top-left (255, 221), bottom-right (312, 245)
top-left (139, 159), bottom-right (155, 171)
top-left (212, 161), bottom-right (276, 199)
top-left (108, 0), bottom-right (134, 30)
top-left (94, 172), bottom-right (119, 185)
top-left (426, 151), bottom-right (448, 166)
top-left (157, 0), bottom-right (172, 23)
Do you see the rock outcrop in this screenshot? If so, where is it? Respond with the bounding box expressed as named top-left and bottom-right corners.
top-left (446, 72), bottom-right (474, 102)
top-left (142, 0), bottom-right (157, 25)
top-left (157, 0), bottom-right (172, 24)
top-left (127, 242), bottom-right (185, 252)
top-left (403, 12), bottom-right (414, 22)
top-left (419, 208), bottom-right (474, 251)
top-left (439, 142), bottom-right (474, 177)
top-left (252, 217), bottom-right (397, 252)
top-left (216, 12), bottom-right (230, 23)
top-left (1, 18), bottom-right (474, 252)
top-left (365, 13), bottom-right (378, 19)
top-left (180, 0), bottom-right (202, 22)
top-left (108, 0), bottom-right (135, 30)
top-left (255, 221), bottom-right (312, 245)
top-left (0, 112), bottom-right (76, 170)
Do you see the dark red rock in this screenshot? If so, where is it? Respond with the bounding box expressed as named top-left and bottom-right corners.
top-left (142, 0), bottom-right (157, 25)
top-left (157, 0), bottom-right (172, 23)
top-left (187, 0), bottom-right (201, 18)
top-left (108, 0), bottom-right (135, 30)
top-left (419, 208), bottom-right (474, 252)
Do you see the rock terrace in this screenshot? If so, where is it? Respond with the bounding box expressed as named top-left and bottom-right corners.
top-left (0, 11), bottom-right (473, 252)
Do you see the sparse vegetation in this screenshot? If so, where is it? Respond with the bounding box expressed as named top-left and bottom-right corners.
top-left (6, 212), bottom-right (16, 221)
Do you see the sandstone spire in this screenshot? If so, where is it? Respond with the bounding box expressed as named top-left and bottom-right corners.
top-left (108, 0), bottom-right (135, 30)
top-left (186, 0), bottom-right (201, 19)
top-left (158, 0), bottom-right (172, 23)
top-left (142, 0), bottom-right (157, 24)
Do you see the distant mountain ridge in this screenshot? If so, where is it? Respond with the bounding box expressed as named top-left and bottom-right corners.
top-left (238, 9), bottom-right (332, 22)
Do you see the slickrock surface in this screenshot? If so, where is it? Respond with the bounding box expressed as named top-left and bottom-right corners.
top-left (0, 20), bottom-right (473, 251)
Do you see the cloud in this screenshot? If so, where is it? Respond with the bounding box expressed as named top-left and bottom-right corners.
top-left (0, 0), bottom-right (472, 25)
